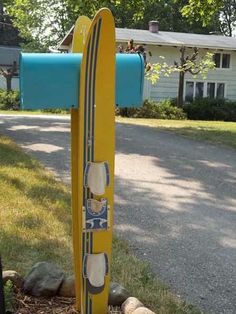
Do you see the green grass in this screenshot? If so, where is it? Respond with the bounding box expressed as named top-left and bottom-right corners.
top-left (0, 135), bottom-right (201, 314)
top-left (116, 117), bottom-right (236, 149)
top-left (112, 237), bottom-right (201, 314)
top-left (0, 136), bottom-right (73, 274)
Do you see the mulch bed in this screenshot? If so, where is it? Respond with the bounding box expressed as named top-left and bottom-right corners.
top-left (14, 288), bottom-right (78, 314)
top-left (13, 288), bottom-right (122, 314)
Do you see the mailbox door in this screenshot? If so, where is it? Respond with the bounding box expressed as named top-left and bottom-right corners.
top-left (116, 53), bottom-right (144, 107)
top-left (20, 53), bottom-right (82, 110)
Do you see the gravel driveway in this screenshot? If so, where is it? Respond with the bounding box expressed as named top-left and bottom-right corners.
top-left (0, 114), bottom-right (236, 314)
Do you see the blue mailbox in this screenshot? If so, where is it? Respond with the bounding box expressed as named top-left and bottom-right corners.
top-left (20, 53), bottom-right (144, 109)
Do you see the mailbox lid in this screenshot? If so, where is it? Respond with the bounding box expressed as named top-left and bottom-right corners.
top-left (116, 53), bottom-right (144, 107)
top-left (20, 53), bottom-right (82, 110)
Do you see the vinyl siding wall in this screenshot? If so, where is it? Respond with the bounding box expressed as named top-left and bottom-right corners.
top-left (146, 46), bottom-right (236, 101)
top-left (117, 42), bottom-right (236, 102)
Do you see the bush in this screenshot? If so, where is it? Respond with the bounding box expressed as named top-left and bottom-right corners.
top-left (183, 98), bottom-right (236, 121)
top-left (117, 99), bottom-right (186, 120)
top-left (41, 108), bottom-right (70, 114)
top-left (0, 89), bottom-right (20, 110)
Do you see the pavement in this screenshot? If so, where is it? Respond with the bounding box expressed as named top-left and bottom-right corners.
top-left (0, 114), bottom-right (236, 314)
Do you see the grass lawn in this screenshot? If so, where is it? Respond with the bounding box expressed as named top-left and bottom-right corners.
top-left (0, 135), bottom-right (201, 314)
top-left (116, 117), bottom-right (236, 150)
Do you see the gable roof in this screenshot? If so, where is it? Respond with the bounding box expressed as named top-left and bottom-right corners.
top-left (59, 26), bottom-right (236, 51)
top-left (116, 28), bottom-right (236, 51)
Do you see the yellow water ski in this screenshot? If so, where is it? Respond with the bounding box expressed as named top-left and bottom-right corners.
top-left (72, 16), bottom-right (92, 53)
top-left (75, 8), bottom-right (115, 314)
top-left (71, 15), bottom-right (92, 310)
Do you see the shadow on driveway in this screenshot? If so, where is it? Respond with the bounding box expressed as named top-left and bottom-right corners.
top-left (115, 122), bottom-right (236, 314)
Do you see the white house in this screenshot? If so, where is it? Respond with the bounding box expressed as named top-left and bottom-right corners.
top-left (59, 22), bottom-right (236, 102)
top-left (0, 46), bottom-right (20, 90)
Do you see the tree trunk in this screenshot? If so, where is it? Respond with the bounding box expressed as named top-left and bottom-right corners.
top-left (177, 71), bottom-right (184, 107)
top-left (6, 76), bottom-right (12, 92)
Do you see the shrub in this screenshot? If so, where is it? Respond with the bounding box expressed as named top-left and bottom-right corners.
top-left (41, 108), bottom-right (69, 114)
top-left (183, 98), bottom-right (236, 121)
top-left (117, 99), bottom-right (186, 120)
top-left (0, 89), bottom-right (20, 110)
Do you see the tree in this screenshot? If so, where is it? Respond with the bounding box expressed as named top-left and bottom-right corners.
top-left (133, 0), bottom-right (220, 33)
top-left (175, 47), bottom-right (215, 106)
top-left (4, 0), bottom-right (108, 49)
top-left (75, 0), bottom-right (219, 32)
top-left (5, 0), bottom-right (221, 51)
top-left (181, 0), bottom-right (236, 36)
top-left (4, 0), bottom-right (71, 50)
top-left (0, 0), bottom-right (22, 46)
top-left (66, 0), bottom-right (147, 29)
top-left (147, 47), bottom-right (215, 106)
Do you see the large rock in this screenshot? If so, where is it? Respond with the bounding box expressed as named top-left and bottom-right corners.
top-left (121, 297), bottom-right (143, 314)
top-left (109, 282), bottom-right (130, 306)
top-left (58, 275), bottom-right (75, 297)
top-left (3, 270), bottom-right (24, 288)
top-left (132, 307), bottom-right (155, 314)
top-left (23, 262), bottom-right (65, 297)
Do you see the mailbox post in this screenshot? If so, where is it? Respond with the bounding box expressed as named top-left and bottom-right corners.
top-left (20, 8), bottom-right (144, 314)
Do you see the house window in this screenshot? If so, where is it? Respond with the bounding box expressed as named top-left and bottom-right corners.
top-left (185, 81), bottom-right (225, 100)
top-left (185, 81), bottom-right (194, 101)
top-left (207, 83), bottom-right (215, 98)
top-left (195, 82), bottom-right (204, 98)
top-left (207, 82), bottom-right (225, 98)
top-left (216, 83), bottom-right (225, 98)
top-left (214, 53), bottom-right (221, 68)
top-left (213, 53), bottom-right (230, 68)
top-left (222, 54), bottom-right (230, 68)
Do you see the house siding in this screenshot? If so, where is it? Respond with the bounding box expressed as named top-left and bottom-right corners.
top-left (145, 46), bottom-right (236, 101)
top-left (116, 42), bottom-right (236, 102)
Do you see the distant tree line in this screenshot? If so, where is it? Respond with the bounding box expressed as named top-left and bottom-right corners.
top-left (1, 0), bottom-right (234, 51)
